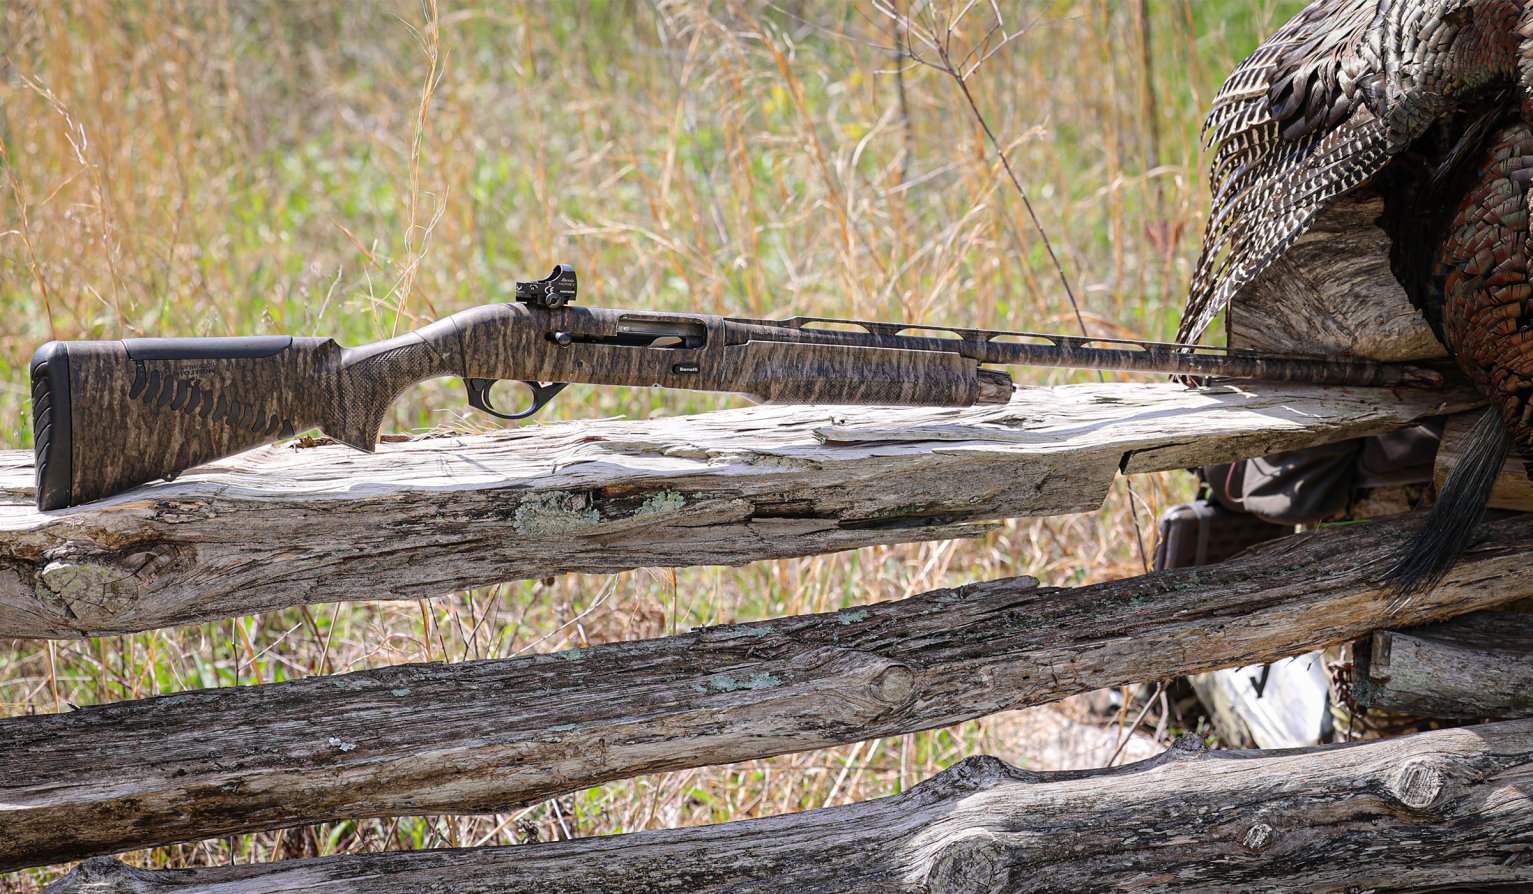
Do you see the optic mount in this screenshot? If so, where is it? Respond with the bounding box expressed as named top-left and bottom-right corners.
top-left (515, 264), bottom-right (578, 309)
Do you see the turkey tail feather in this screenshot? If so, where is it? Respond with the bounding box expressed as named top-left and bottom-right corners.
top-left (1384, 407), bottom-right (1512, 599)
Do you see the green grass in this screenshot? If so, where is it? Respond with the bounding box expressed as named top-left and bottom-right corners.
top-left (0, 1), bottom-right (1303, 888)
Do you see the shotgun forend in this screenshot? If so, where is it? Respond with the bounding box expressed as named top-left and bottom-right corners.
top-left (29, 264), bottom-right (1444, 511)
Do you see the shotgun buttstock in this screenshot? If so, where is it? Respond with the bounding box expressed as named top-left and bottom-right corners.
top-left (30, 337), bottom-right (338, 510)
top-left (28, 318), bottom-right (467, 511)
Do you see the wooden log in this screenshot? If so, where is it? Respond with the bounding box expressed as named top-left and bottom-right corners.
top-left (6, 511), bottom-right (1531, 872)
top-left (1230, 194), bottom-right (1449, 362)
top-left (1355, 611), bottom-right (1533, 720)
top-left (42, 721), bottom-right (1533, 894)
top-left (0, 381), bottom-right (1477, 638)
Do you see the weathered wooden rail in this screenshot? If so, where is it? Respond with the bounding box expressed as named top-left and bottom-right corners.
top-left (1356, 610), bottom-right (1533, 719)
top-left (0, 381), bottom-right (1477, 637)
top-left (7, 377), bottom-right (1530, 890)
top-left (6, 510), bottom-right (1532, 871)
top-left (42, 721), bottom-right (1533, 894)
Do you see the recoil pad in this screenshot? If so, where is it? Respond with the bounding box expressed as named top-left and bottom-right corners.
top-left (31, 342), bottom-right (72, 512)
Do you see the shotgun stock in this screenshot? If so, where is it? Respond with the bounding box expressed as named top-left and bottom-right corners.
top-left (29, 264), bottom-right (1443, 510)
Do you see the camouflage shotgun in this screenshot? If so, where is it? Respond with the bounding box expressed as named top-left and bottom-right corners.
top-left (29, 264), bottom-right (1446, 511)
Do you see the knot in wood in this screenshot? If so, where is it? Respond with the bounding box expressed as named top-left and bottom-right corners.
top-left (66, 856), bottom-right (144, 884)
top-left (934, 755), bottom-right (1015, 794)
top-left (1241, 822), bottom-right (1275, 852)
top-left (1387, 759), bottom-right (1448, 811)
top-left (871, 664), bottom-right (916, 706)
top-left (35, 558), bottom-right (143, 627)
top-left (925, 830), bottom-right (1009, 894)
top-left (1169, 732), bottom-right (1209, 757)
top-left (802, 649), bottom-right (919, 719)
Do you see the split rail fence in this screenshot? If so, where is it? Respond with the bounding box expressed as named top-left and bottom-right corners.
top-left (3, 379), bottom-right (1532, 892)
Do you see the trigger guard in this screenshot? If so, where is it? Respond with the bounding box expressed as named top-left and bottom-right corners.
top-left (466, 378), bottom-right (568, 421)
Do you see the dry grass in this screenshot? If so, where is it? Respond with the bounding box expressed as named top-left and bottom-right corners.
top-left (0, 0), bottom-right (1302, 887)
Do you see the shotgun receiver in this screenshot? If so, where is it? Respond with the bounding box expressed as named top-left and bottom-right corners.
top-left (29, 264), bottom-right (1444, 511)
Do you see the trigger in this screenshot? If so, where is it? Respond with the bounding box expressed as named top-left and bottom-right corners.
top-left (465, 377), bottom-right (500, 415)
top-left (465, 378), bottom-right (569, 421)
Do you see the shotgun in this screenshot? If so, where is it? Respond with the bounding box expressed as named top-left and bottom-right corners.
top-left (29, 264), bottom-right (1445, 511)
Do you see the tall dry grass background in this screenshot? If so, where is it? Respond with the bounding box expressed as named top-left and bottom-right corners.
top-left (1, 0), bottom-right (1301, 887)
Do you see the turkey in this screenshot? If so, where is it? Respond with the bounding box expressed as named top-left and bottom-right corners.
top-left (1182, 0), bottom-right (1533, 596)
top-left (1394, 120), bottom-right (1533, 593)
